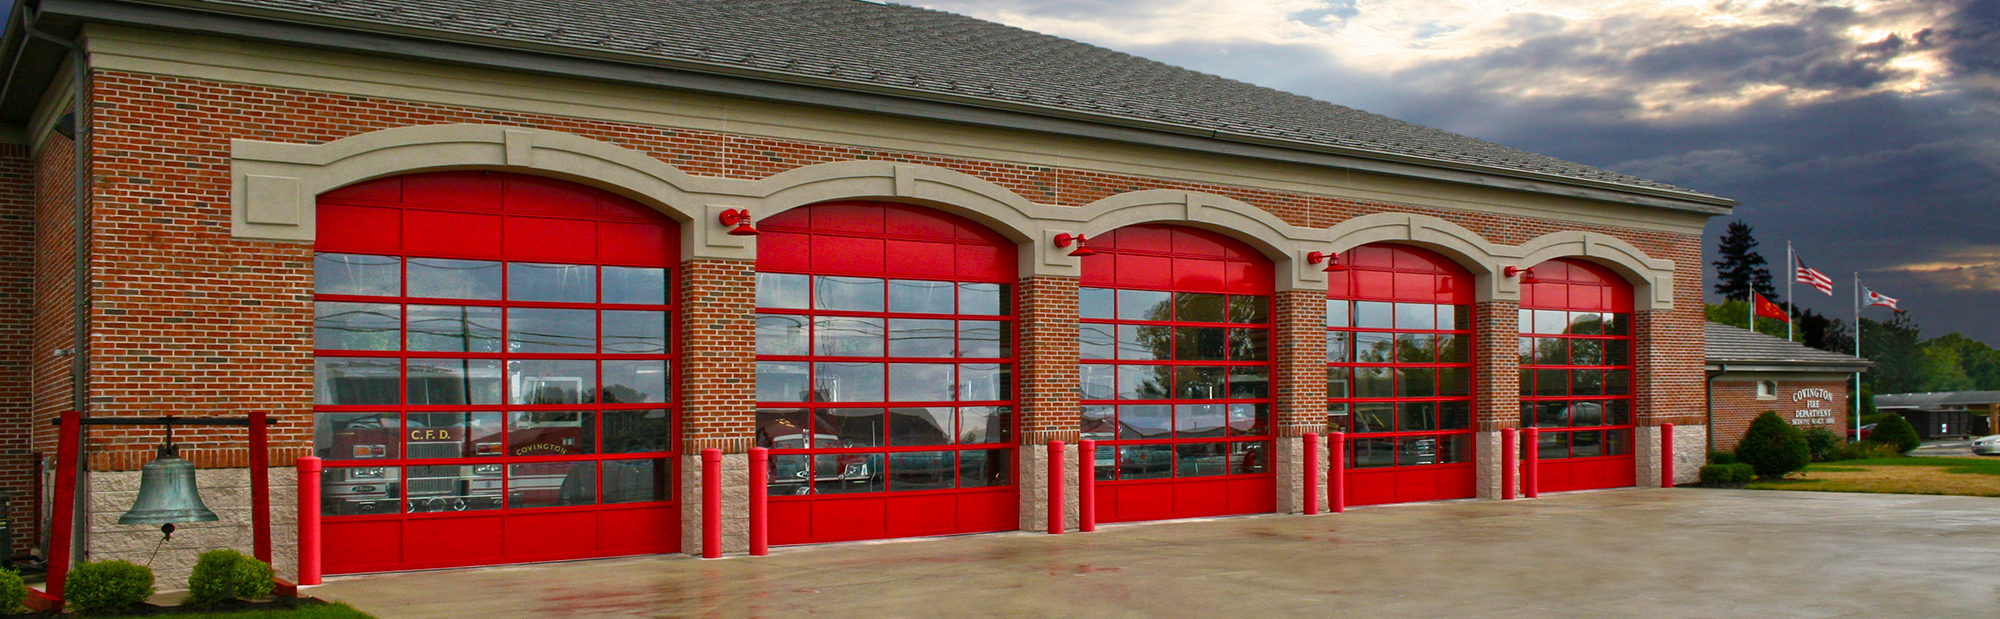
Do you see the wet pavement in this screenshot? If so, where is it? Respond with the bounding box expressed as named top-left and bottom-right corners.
top-left (312, 489), bottom-right (2000, 617)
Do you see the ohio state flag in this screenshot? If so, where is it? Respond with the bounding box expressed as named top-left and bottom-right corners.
top-left (1864, 287), bottom-right (1901, 312)
top-left (1754, 292), bottom-right (1789, 323)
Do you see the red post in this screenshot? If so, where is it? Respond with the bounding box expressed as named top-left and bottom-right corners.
top-left (296, 455), bottom-right (322, 587)
top-left (1077, 439), bottom-right (1096, 533)
top-left (1303, 433), bottom-right (1320, 515)
top-left (1501, 427), bottom-right (1517, 500)
top-left (249, 410), bottom-right (272, 564)
top-left (1047, 441), bottom-right (1064, 535)
top-left (748, 447), bottom-right (769, 556)
top-left (1328, 431), bottom-right (1346, 513)
top-left (1661, 423), bottom-right (1676, 488)
top-left (42, 411), bottom-right (81, 608)
top-left (702, 448), bottom-right (722, 558)
top-left (1523, 427), bottom-right (1540, 499)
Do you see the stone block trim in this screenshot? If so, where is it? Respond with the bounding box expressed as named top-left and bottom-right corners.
top-left (1273, 289), bottom-right (1328, 437)
top-left (1017, 276), bottom-right (1080, 445)
top-left (86, 467), bottom-right (300, 587)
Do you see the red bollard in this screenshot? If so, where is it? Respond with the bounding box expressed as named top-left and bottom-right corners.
top-left (1048, 441), bottom-right (1064, 535)
top-left (44, 411), bottom-right (81, 606)
top-left (1303, 433), bottom-right (1320, 515)
top-left (1078, 439), bottom-right (1097, 533)
top-left (1661, 423), bottom-right (1676, 488)
top-left (1523, 427), bottom-right (1540, 499)
top-left (297, 456), bottom-right (323, 586)
top-left (250, 411), bottom-right (272, 565)
top-left (702, 448), bottom-right (722, 558)
top-left (749, 447), bottom-right (769, 556)
top-left (1328, 431), bottom-right (1346, 513)
top-left (1501, 428), bottom-right (1518, 500)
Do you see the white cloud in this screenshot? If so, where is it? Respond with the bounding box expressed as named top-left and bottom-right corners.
top-left (908, 0), bottom-right (1956, 120)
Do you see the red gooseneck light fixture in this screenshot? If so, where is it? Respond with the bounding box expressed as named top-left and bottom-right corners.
top-left (1306, 250), bottom-right (1347, 272)
top-left (718, 208), bottom-right (759, 236)
top-left (1055, 233), bottom-right (1096, 257)
top-left (1504, 266), bottom-right (1539, 284)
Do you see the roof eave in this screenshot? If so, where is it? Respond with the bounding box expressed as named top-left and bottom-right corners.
top-left (55, 0), bottom-right (1735, 214)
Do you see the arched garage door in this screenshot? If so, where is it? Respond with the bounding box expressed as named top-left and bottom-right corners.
top-left (1327, 244), bottom-right (1477, 506)
top-left (753, 201), bottom-right (1020, 544)
top-left (1079, 225), bottom-right (1276, 523)
top-left (1519, 259), bottom-right (1636, 492)
top-left (312, 172), bottom-right (680, 574)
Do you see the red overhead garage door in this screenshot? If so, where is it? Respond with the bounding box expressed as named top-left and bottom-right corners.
top-left (753, 201), bottom-right (1019, 545)
top-left (1519, 259), bottom-right (1636, 492)
top-left (312, 172), bottom-right (680, 574)
top-left (1079, 225), bottom-right (1276, 523)
top-left (1328, 244), bottom-right (1477, 506)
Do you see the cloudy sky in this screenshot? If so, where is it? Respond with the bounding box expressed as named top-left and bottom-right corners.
top-left (908, 0), bottom-right (2000, 345)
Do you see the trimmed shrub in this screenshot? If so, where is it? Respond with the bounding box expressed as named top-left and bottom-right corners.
top-left (64, 560), bottom-right (154, 614)
top-left (1803, 427), bottom-right (1841, 462)
top-left (0, 569), bottom-right (25, 614)
top-left (1734, 411), bottom-right (1811, 480)
top-left (1708, 451), bottom-right (1738, 465)
top-left (1698, 463), bottom-right (1756, 485)
top-left (1870, 413), bottom-right (1920, 454)
top-left (187, 549), bottom-right (275, 606)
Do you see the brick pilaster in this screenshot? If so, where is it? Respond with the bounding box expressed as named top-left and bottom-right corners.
top-left (1272, 289), bottom-right (1329, 437)
top-left (1472, 300), bottom-right (1520, 499)
top-left (678, 259), bottom-right (758, 454)
top-left (1016, 275), bottom-right (1079, 445)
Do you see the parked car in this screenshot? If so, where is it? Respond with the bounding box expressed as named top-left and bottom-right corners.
top-left (1847, 423), bottom-right (1876, 441)
top-left (1972, 435), bottom-right (2000, 456)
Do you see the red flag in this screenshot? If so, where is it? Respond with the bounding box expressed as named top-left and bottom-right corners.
top-left (1754, 293), bottom-right (1790, 323)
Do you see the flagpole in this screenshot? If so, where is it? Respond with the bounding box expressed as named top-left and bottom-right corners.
top-left (1792, 239), bottom-right (1808, 341)
top-left (1853, 272), bottom-right (1861, 443)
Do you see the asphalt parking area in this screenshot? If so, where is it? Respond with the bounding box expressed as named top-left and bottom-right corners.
top-left (312, 489), bottom-right (2000, 617)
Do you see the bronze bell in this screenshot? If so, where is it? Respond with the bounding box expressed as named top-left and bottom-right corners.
top-left (119, 443), bottom-right (218, 538)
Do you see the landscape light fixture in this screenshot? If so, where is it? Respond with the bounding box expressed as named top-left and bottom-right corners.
top-left (1306, 251), bottom-right (1347, 272)
top-left (1054, 233), bottom-right (1096, 257)
top-left (718, 208), bottom-right (759, 236)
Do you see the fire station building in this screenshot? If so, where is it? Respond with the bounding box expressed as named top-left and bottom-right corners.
top-left (0, 0), bottom-right (1729, 582)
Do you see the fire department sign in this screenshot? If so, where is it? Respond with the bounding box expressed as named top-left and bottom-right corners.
top-left (1790, 387), bottom-right (1839, 426)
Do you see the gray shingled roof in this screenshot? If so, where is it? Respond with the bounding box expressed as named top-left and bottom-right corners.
top-left (165, 0), bottom-right (1719, 200)
top-left (1706, 323), bottom-right (1871, 369)
top-left (1876, 391), bottom-right (2000, 409)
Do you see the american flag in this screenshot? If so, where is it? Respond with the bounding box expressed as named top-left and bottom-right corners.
top-left (1863, 287), bottom-right (1901, 311)
top-left (1795, 255), bottom-right (1833, 296)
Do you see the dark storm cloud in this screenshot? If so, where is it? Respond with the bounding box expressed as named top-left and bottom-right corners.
top-left (910, 0), bottom-right (2000, 342)
top-left (1939, 0), bottom-right (2000, 75)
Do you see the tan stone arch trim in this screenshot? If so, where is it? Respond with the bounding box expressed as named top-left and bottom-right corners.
top-left (1324, 213), bottom-right (1512, 301)
top-left (1514, 231), bottom-right (1677, 310)
top-left (231, 123), bottom-right (722, 255)
top-left (1056, 190), bottom-right (1328, 290)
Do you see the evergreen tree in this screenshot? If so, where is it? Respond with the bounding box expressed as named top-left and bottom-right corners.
top-left (1713, 220), bottom-right (1777, 301)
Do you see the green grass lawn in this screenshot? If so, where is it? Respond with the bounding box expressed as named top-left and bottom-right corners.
top-left (1747, 456), bottom-right (2000, 496)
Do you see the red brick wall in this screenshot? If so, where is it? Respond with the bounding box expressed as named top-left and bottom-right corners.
top-left (32, 134), bottom-right (76, 464)
top-left (678, 259), bottom-right (756, 453)
top-left (0, 142), bottom-right (33, 555)
top-left (63, 67), bottom-right (1707, 472)
top-left (1273, 289), bottom-right (1327, 437)
top-left (1473, 301), bottom-right (1521, 431)
top-left (1710, 378), bottom-right (1852, 453)
top-left (1016, 276), bottom-right (1079, 445)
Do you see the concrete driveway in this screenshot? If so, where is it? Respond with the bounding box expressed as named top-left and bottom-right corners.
top-left (311, 489), bottom-right (2000, 618)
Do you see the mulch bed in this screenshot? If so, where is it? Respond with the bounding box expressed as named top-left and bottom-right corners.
top-left (17, 595), bottom-right (330, 617)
